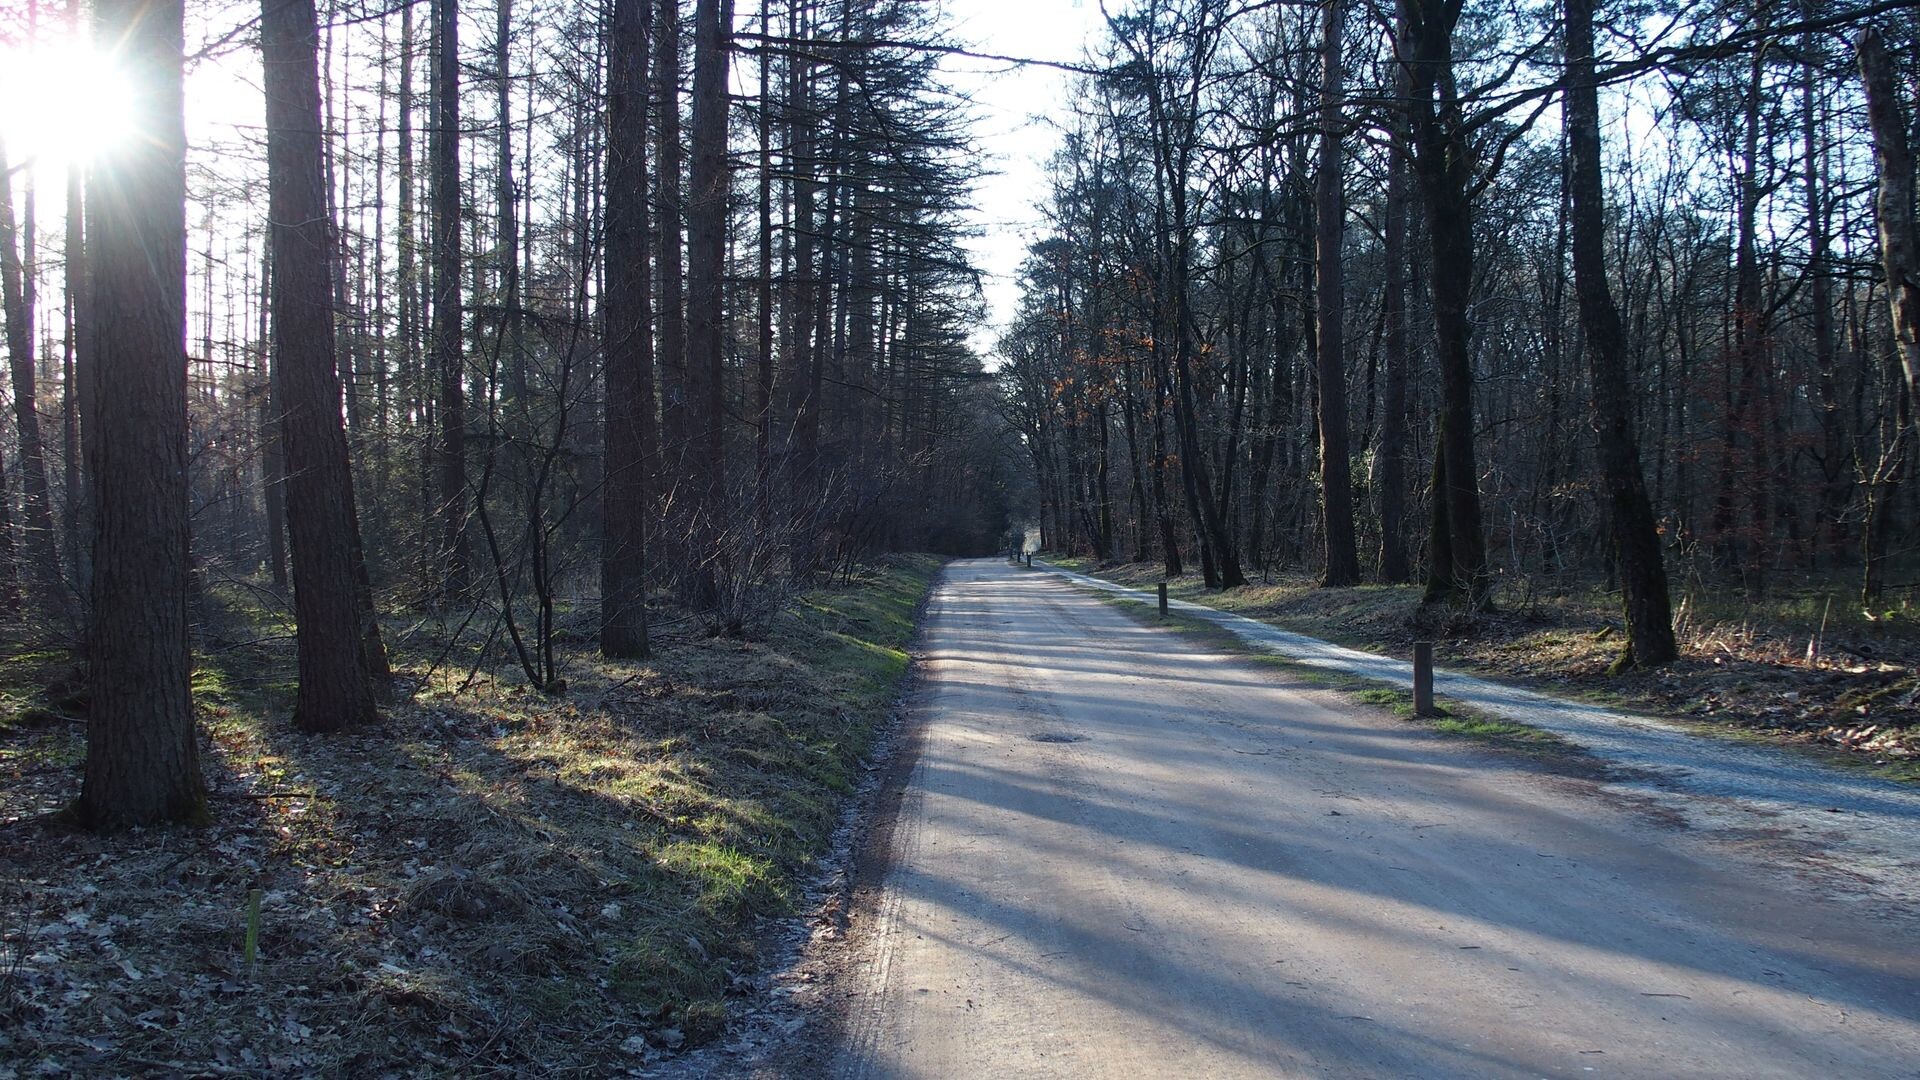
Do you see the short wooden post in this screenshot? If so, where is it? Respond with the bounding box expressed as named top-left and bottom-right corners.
top-left (1413, 641), bottom-right (1435, 717)
top-left (1158, 582), bottom-right (1169, 616)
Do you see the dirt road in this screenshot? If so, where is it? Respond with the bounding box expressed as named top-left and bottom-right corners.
top-left (828, 559), bottom-right (1920, 1079)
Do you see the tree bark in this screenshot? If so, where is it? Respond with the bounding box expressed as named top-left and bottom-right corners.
top-left (1857, 26), bottom-right (1918, 602)
top-left (261, 0), bottom-right (390, 730)
top-left (686, 0), bottom-right (732, 587)
top-left (1565, 0), bottom-right (1677, 667)
top-left (429, 0), bottom-right (469, 594)
top-left (1859, 27), bottom-right (1920, 406)
top-left (755, 0), bottom-right (775, 521)
top-left (602, 0), bottom-right (655, 659)
top-left (656, 0), bottom-right (688, 463)
top-left (1401, 0), bottom-right (1489, 605)
top-left (1376, 23), bottom-right (1411, 584)
top-left (1314, 0), bottom-right (1358, 586)
top-left (76, 0), bottom-right (208, 829)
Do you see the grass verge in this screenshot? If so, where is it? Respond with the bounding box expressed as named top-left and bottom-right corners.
top-left (1082, 588), bottom-right (1598, 774)
top-left (1055, 557), bottom-right (1919, 777)
top-left (0, 554), bottom-right (942, 1074)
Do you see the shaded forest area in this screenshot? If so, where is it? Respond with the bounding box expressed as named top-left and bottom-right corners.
top-left (1001, 0), bottom-right (1920, 756)
top-left (0, 0), bottom-right (1009, 1062)
top-left (0, 0), bottom-right (1018, 826)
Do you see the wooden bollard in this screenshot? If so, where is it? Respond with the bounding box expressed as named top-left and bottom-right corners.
top-left (1158, 582), bottom-right (1169, 616)
top-left (1413, 641), bottom-right (1435, 717)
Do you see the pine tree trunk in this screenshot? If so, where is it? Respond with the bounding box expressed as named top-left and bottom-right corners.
top-left (656, 0), bottom-right (688, 463)
top-left (76, 0), bottom-right (208, 829)
top-left (430, 0), bottom-right (470, 594)
top-left (755, 0), bottom-right (775, 520)
top-left (262, 0), bottom-right (388, 730)
top-left (686, 0), bottom-right (732, 588)
top-left (602, 0), bottom-right (655, 659)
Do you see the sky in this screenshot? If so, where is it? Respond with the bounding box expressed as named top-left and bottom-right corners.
top-left (932, 0), bottom-right (1110, 358)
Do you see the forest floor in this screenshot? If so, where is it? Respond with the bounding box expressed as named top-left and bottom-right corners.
top-left (0, 553), bottom-right (941, 1077)
top-left (1051, 557), bottom-right (1920, 779)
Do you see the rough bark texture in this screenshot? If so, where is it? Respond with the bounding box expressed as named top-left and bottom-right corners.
top-left (430, 0), bottom-right (469, 594)
top-left (602, 0), bottom-right (655, 659)
top-left (1314, 0), bottom-right (1358, 587)
top-left (686, 0), bottom-right (732, 566)
top-left (76, 0), bottom-right (208, 830)
top-left (1565, 0), bottom-right (1677, 667)
top-left (655, 0), bottom-right (688, 460)
top-left (262, 0), bottom-right (388, 730)
top-left (1859, 27), bottom-right (1920, 406)
top-left (755, 0), bottom-right (775, 516)
top-left (1402, 0), bottom-right (1489, 605)
top-left (1376, 18), bottom-right (1412, 584)
top-left (1857, 26), bottom-right (1917, 602)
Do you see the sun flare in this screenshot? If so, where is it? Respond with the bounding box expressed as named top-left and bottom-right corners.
top-left (0, 40), bottom-right (138, 170)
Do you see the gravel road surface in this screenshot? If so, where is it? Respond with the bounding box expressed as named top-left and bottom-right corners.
top-left (829, 559), bottom-right (1920, 1079)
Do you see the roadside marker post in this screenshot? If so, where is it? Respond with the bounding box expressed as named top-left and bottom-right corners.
top-left (1413, 642), bottom-right (1435, 717)
top-left (1158, 582), bottom-right (1168, 616)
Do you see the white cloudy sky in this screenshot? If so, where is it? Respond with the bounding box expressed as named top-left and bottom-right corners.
top-left (934, 0), bottom-right (1109, 358)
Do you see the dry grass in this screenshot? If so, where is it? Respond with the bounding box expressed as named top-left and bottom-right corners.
top-left (0, 554), bottom-right (940, 1076)
top-left (1060, 557), bottom-right (1920, 775)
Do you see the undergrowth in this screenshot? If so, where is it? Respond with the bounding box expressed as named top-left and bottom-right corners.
top-left (0, 554), bottom-right (942, 1075)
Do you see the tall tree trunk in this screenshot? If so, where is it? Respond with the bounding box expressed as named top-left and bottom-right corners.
top-left (1857, 26), bottom-right (1919, 602)
top-left (656, 0), bottom-right (688, 464)
top-left (258, 246), bottom-right (288, 591)
top-left (397, 0), bottom-right (423, 584)
top-left (62, 102), bottom-right (85, 588)
top-left (1376, 26), bottom-right (1411, 584)
top-left (685, 0), bottom-right (732, 601)
top-left (782, 0), bottom-right (819, 541)
top-left (602, 0), bottom-right (655, 659)
top-left (1120, 359), bottom-right (1152, 563)
top-left (496, 0), bottom-right (524, 412)
top-left (1565, 0), bottom-right (1677, 668)
top-left (429, 0), bottom-right (469, 595)
top-left (76, 0), bottom-right (208, 829)
top-left (1402, 0), bottom-right (1489, 605)
top-left (1714, 48), bottom-right (1770, 588)
top-left (1150, 378), bottom-right (1182, 577)
top-left (0, 138), bottom-right (63, 600)
top-left (755, 0), bottom-right (775, 521)
top-left (261, 0), bottom-right (389, 730)
top-left (1315, 0), bottom-right (1358, 586)
top-left (1859, 27), bottom-right (1920, 406)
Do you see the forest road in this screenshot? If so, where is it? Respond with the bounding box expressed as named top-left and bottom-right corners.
top-left (825, 558), bottom-right (1920, 1079)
